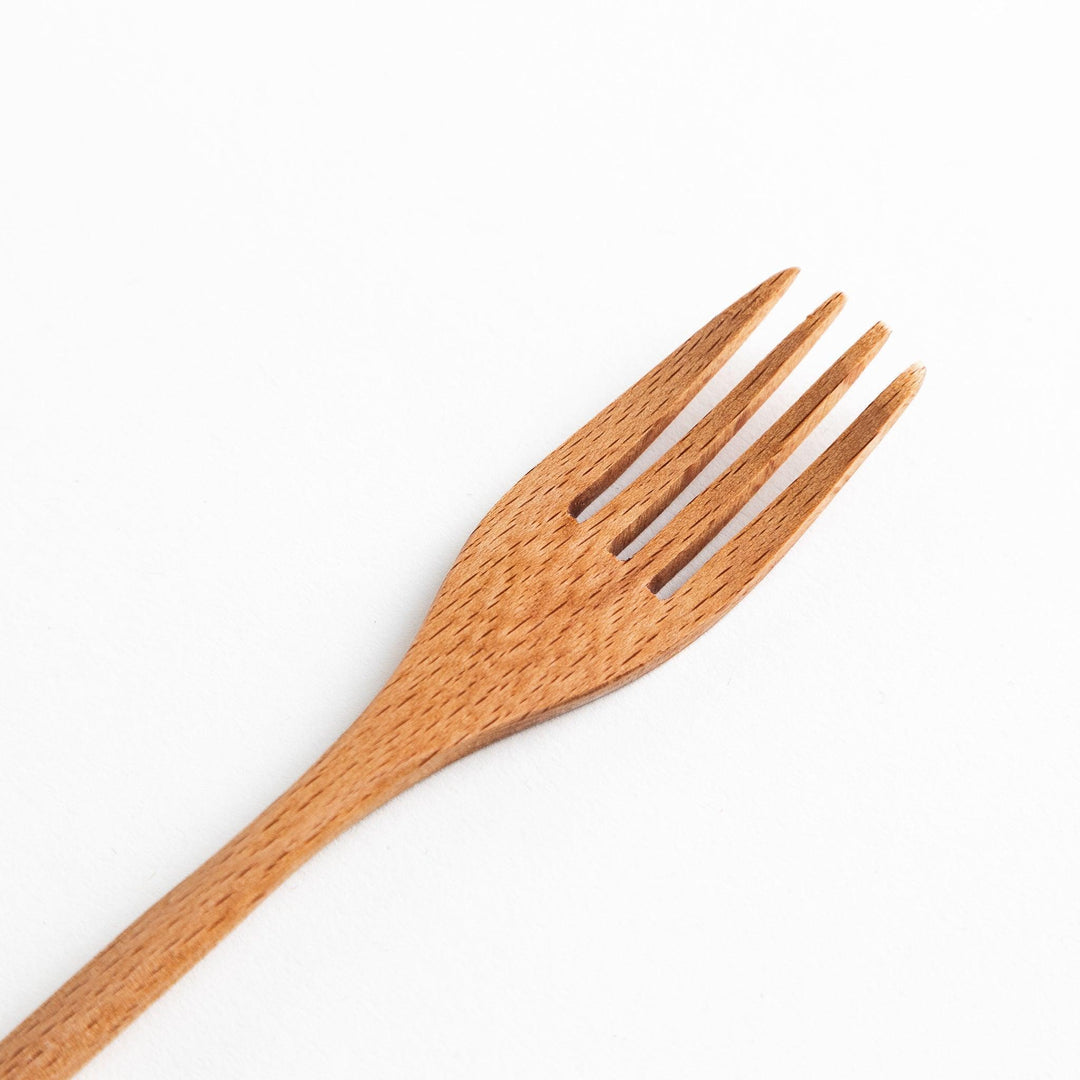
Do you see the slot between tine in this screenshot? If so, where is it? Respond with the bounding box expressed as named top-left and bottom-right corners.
top-left (641, 323), bottom-right (889, 592)
top-left (594, 292), bottom-right (845, 554)
top-left (671, 365), bottom-right (925, 615)
top-left (567, 269), bottom-right (798, 517)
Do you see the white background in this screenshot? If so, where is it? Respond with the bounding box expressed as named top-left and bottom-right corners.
top-left (1, 2), bottom-right (1077, 1077)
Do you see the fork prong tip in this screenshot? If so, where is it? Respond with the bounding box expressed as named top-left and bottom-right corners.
top-left (897, 363), bottom-right (926, 393)
top-left (745, 267), bottom-right (800, 304)
top-left (814, 291), bottom-right (846, 319)
top-left (863, 320), bottom-right (891, 346)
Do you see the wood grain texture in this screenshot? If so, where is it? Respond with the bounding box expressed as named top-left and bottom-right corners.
top-left (0, 270), bottom-right (923, 1078)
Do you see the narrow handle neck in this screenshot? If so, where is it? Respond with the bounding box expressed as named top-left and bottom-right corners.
top-left (0, 689), bottom-right (449, 1080)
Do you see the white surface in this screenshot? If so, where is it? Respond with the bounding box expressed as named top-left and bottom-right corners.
top-left (1, 2), bottom-right (1077, 1077)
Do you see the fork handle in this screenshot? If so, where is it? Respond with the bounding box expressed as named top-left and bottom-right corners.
top-left (0, 707), bottom-right (446, 1080)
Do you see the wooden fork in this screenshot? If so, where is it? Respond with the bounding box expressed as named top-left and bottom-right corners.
top-left (0, 269), bottom-right (923, 1079)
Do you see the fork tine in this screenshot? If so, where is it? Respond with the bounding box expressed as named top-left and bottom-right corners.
top-left (637, 323), bottom-right (889, 591)
top-left (564, 268), bottom-right (799, 516)
top-left (667, 364), bottom-right (924, 622)
top-left (591, 292), bottom-right (845, 554)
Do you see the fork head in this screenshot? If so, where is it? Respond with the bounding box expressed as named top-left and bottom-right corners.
top-left (386, 269), bottom-right (922, 754)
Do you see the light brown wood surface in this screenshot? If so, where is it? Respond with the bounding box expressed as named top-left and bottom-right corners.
top-left (0, 269), bottom-right (923, 1078)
